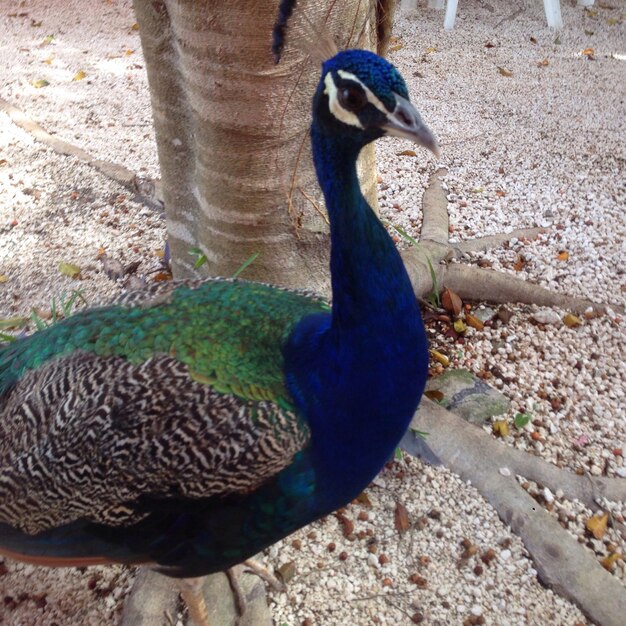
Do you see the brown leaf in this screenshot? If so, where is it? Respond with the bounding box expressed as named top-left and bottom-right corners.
top-left (153, 271), bottom-right (172, 282)
top-left (497, 66), bottom-right (513, 77)
top-left (276, 561), bottom-right (296, 583)
top-left (585, 512), bottom-right (608, 539)
top-left (497, 307), bottom-right (513, 324)
top-left (388, 42), bottom-right (404, 52)
top-left (424, 389), bottom-right (444, 402)
top-left (537, 58), bottom-right (549, 67)
top-left (530, 36), bottom-right (538, 44)
top-left (513, 255), bottom-right (526, 271)
top-left (355, 492), bottom-right (372, 507)
top-left (442, 288), bottom-right (462, 316)
top-left (131, 22), bottom-right (139, 31)
top-left (557, 250), bottom-right (569, 261)
top-left (72, 70), bottom-right (86, 81)
top-left (601, 553), bottom-right (622, 571)
top-left (465, 313), bottom-right (485, 330)
top-left (397, 149), bottom-right (417, 157)
top-left (394, 502), bottom-right (410, 534)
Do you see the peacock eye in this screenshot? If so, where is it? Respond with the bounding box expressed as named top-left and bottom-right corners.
top-left (337, 85), bottom-right (368, 112)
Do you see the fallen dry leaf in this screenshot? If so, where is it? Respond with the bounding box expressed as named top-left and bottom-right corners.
top-left (557, 250), bottom-right (569, 261)
top-left (389, 42), bottom-right (404, 52)
top-left (585, 512), bottom-right (609, 539)
top-left (493, 420), bottom-right (510, 437)
top-left (442, 288), bottom-right (462, 316)
top-left (537, 58), bottom-right (549, 67)
top-left (563, 313), bottom-right (582, 328)
top-left (394, 502), bottom-right (410, 534)
top-left (31, 78), bottom-right (49, 88)
top-left (513, 255), bottom-right (526, 272)
top-left (356, 492), bottom-right (372, 507)
top-left (581, 47), bottom-right (595, 60)
top-left (397, 149), bottom-right (417, 157)
top-left (424, 389), bottom-right (444, 402)
top-left (430, 349), bottom-right (449, 367)
top-left (0, 275), bottom-right (8, 283)
top-left (58, 261), bottom-right (81, 279)
top-left (73, 70), bottom-right (86, 81)
top-left (465, 312), bottom-right (485, 330)
top-left (497, 66), bottom-right (513, 77)
top-left (453, 319), bottom-right (467, 334)
top-left (277, 561), bottom-right (296, 583)
top-left (601, 553), bottom-right (622, 571)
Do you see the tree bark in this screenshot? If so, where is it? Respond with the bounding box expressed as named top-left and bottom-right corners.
top-left (132, 0), bottom-right (381, 292)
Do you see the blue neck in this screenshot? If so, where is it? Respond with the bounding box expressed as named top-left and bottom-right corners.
top-left (311, 125), bottom-right (416, 329)
top-left (284, 123), bottom-right (428, 512)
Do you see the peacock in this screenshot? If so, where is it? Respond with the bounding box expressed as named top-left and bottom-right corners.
top-left (0, 16), bottom-right (438, 626)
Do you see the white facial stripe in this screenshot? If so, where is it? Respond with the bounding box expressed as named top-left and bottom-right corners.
top-left (324, 73), bottom-right (363, 128)
top-left (323, 70), bottom-right (392, 128)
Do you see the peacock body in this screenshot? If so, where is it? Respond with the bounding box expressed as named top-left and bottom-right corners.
top-left (0, 49), bottom-right (437, 579)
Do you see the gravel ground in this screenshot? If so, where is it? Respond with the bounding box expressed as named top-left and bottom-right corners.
top-left (0, 1), bottom-right (624, 625)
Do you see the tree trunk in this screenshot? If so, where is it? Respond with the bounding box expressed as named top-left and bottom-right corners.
top-left (133, 0), bottom-right (383, 293)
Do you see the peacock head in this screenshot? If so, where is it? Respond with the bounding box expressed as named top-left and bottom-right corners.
top-left (313, 49), bottom-right (439, 157)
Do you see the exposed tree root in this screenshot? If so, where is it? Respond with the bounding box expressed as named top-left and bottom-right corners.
top-left (0, 97), bottom-right (163, 211)
top-left (409, 399), bottom-right (626, 626)
top-left (121, 564), bottom-right (273, 626)
top-left (120, 569), bottom-right (179, 626)
top-left (401, 167), bottom-right (618, 315)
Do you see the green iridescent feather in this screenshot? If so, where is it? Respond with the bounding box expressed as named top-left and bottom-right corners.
top-left (0, 279), bottom-right (328, 408)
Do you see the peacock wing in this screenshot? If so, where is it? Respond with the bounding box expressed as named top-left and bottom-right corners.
top-left (0, 278), bottom-right (328, 536)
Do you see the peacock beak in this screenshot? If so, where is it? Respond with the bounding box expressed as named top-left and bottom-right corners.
top-left (382, 94), bottom-right (440, 159)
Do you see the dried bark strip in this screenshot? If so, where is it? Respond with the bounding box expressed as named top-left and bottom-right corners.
top-left (410, 399), bottom-right (626, 626)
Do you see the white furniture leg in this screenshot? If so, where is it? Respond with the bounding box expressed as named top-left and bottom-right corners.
top-left (543, 0), bottom-right (563, 28)
top-left (444, 0), bottom-right (458, 30)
